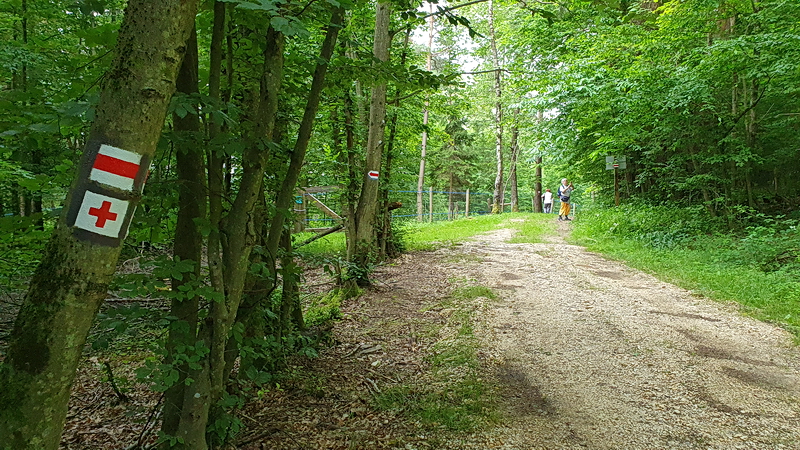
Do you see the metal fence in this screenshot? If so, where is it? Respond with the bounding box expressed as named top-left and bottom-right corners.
top-left (294, 188), bottom-right (573, 230)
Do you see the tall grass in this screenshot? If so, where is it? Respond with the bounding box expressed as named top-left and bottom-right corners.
top-left (572, 204), bottom-right (800, 339)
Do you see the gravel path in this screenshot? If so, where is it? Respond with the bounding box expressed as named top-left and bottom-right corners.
top-left (458, 223), bottom-right (800, 449)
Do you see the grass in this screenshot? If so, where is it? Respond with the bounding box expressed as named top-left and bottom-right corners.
top-left (293, 230), bottom-right (346, 256)
top-left (293, 213), bottom-right (555, 258)
top-left (572, 205), bottom-right (800, 340)
top-left (402, 213), bottom-right (553, 249)
top-left (373, 281), bottom-right (499, 432)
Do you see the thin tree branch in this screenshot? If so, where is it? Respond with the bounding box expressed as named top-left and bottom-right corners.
top-left (461, 68), bottom-right (511, 75)
top-left (295, 0), bottom-right (320, 17)
top-left (393, 89), bottom-right (425, 102)
top-left (419, 0), bottom-right (490, 20)
top-left (720, 74), bottom-right (772, 139)
top-left (391, 0), bottom-right (490, 37)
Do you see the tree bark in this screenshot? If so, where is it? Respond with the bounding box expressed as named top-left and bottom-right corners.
top-left (488, 0), bottom-right (504, 214)
top-left (341, 89), bottom-right (359, 262)
top-left (534, 155), bottom-right (543, 213)
top-left (161, 25), bottom-right (206, 440)
top-left (0, 1), bottom-right (198, 448)
top-left (509, 108), bottom-right (520, 212)
top-left (417, 10), bottom-right (434, 221)
top-left (231, 5), bottom-right (344, 373)
top-left (351, 0), bottom-right (392, 284)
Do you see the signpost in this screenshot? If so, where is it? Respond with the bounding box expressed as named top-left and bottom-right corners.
top-left (605, 156), bottom-right (626, 206)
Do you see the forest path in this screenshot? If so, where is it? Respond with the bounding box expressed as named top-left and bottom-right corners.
top-left (462, 221), bottom-right (800, 449)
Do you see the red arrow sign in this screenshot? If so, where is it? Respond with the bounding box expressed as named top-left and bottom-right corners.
top-left (367, 170), bottom-right (379, 180)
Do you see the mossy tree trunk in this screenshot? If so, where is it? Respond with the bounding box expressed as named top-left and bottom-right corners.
top-left (161, 25), bottom-right (207, 441)
top-left (230, 5), bottom-right (344, 375)
top-left (0, 1), bottom-right (198, 448)
top-left (351, 0), bottom-right (391, 284)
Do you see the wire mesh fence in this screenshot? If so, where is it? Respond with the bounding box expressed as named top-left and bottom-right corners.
top-left (293, 188), bottom-right (570, 230)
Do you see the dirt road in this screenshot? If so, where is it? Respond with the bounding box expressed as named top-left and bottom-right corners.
top-left (460, 223), bottom-right (800, 449)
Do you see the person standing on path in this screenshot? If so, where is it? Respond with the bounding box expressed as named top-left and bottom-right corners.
top-left (557, 178), bottom-right (574, 221)
top-left (542, 188), bottom-right (553, 214)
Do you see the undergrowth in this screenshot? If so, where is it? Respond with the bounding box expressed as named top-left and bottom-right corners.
top-left (572, 203), bottom-right (800, 339)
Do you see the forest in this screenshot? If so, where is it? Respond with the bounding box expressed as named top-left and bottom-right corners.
top-left (1, 0), bottom-right (799, 448)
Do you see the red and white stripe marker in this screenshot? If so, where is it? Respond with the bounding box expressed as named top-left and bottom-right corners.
top-left (73, 190), bottom-right (131, 238)
top-left (89, 144), bottom-right (143, 192)
top-left (367, 170), bottom-right (379, 180)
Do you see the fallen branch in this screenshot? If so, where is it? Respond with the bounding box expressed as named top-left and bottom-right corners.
top-left (295, 223), bottom-right (344, 248)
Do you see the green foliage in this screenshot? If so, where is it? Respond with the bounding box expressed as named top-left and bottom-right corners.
top-left (573, 204), bottom-right (800, 338)
top-left (89, 303), bottom-right (166, 352)
top-left (304, 289), bottom-right (348, 327)
top-left (573, 203), bottom-right (722, 249)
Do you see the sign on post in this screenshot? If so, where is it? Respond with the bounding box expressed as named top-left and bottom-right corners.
top-left (605, 155), bottom-right (626, 206)
top-left (605, 155), bottom-right (626, 170)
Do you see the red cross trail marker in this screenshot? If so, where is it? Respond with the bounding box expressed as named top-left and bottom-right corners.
top-left (90, 144), bottom-right (144, 192)
top-left (88, 201), bottom-right (118, 227)
top-left (367, 170), bottom-right (379, 180)
top-left (74, 191), bottom-right (130, 238)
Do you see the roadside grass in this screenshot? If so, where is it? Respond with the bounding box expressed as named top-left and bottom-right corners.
top-left (293, 230), bottom-right (346, 256)
top-left (401, 212), bottom-right (555, 251)
top-left (507, 213), bottom-right (558, 244)
top-left (572, 205), bottom-right (800, 340)
top-left (294, 212), bottom-right (554, 258)
top-left (399, 214), bottom-right (510, 251)
top-left (373, 281), bottom-right (499, 432)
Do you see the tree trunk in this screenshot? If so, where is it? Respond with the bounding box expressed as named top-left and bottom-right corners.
top-left (0, 1), bottom-right (198, 448)
top-left (534, 156), bottom-right (542, 213)
top-left (509, 108), bottom-right (520, 212)
top-left (417, 11), bottom-right (434, 221)
top-left (342, 89), bottom-right (359, 262)
top-left (231, 5), bottom-right (343, 373)
top-left (161, 26), bottom-right (207, 441)
top-left (379, 30), bottom-right (411, 259)
top-left (488, 0), bottom-right (504, 214)
top-left (449, 173), bottom-right (455, 219)
top-left (263, 7), bottom-right (344, 271)
top-left (351, 0), bottom-right (391, 284)
top-left (206, 0), bottom-right (226, 297)
top-left (280, 229), bottom-right (304, 333)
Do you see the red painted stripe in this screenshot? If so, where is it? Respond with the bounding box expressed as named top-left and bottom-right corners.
top-left (93, 154), bottom-right (140, 179)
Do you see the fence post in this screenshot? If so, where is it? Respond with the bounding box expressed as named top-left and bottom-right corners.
top-left (429, 187), bottom-right (433, 223)
top-left (465, 188), bottom-right (470, 218)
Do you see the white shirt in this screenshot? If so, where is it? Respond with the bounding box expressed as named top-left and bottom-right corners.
top-left (543, 192), bottom-right (553, 203)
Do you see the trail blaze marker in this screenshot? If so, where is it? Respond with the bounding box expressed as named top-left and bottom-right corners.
top-left (90, 144), bottom-right (145, 192)
top-left (367, 170), bottom-right (379, 180)
top-left (88, 201), bottom-right (118, 227)
top-left (73, 190), bottom-right (131, 238)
